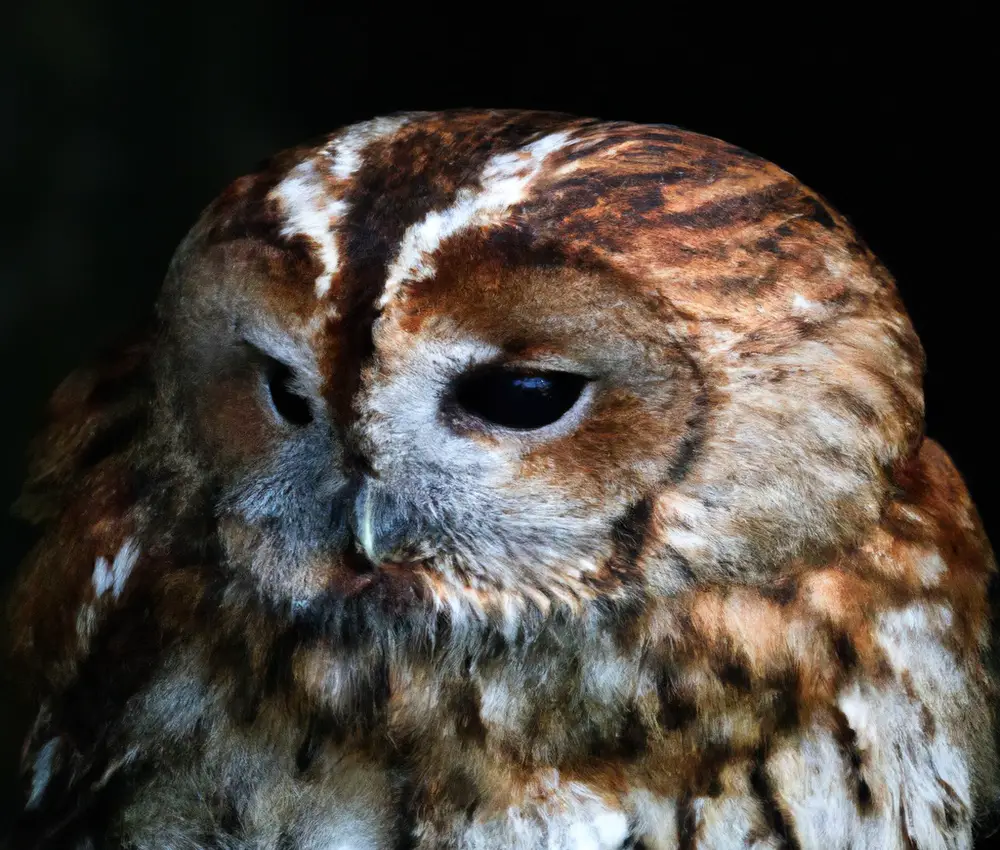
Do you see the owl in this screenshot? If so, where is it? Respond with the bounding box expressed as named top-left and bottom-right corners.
top-left (4, 110), bottom-right (998, 850)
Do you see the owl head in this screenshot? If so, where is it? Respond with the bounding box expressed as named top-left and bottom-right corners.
top-left (87, 110), bottom-right (923, 638)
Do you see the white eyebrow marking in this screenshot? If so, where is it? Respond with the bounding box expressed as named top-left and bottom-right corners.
top-left (272, 160), bottom-right (348, 298)
top-left (378, 131), bottom-right (574, 309)
top-left (272, 115), bottom-right (412, 298)
top-left (92, 537), bottom-right (140, 599)
top-left (328, 114), bottom-right (413, 180)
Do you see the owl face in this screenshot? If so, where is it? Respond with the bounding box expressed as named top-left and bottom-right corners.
top-left (160, 214), bottom-right (700, 616)
top-left (150, 111), bottom-right (924, 627)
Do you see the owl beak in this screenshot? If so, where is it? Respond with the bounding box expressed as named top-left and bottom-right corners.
top-left (350, 483), bottom-right (423, 565)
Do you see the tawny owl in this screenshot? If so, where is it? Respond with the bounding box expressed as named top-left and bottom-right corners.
top-left (4, 110), bottom-right (997, 849)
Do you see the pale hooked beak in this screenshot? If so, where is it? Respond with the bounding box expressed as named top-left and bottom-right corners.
top-left (355, 484), bottom-right (378, 564)
top-left (349, 481), bottom-right (429, 565)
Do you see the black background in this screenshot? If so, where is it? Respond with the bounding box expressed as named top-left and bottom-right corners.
top-left (0, 3), bottom-right (993, 840)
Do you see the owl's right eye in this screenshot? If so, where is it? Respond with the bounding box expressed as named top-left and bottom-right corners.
top-left (266, 360), bottom-right (313, 427)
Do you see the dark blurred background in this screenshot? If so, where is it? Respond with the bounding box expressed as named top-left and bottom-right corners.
top-left (0, 2), bottom-right (992, 839)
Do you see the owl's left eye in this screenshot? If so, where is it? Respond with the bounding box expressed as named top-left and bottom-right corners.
top-left (452, 368), bottom-right (588, 430)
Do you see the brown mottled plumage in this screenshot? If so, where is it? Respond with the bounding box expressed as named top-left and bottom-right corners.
top-left (5, 111), bottom-right (997, 849)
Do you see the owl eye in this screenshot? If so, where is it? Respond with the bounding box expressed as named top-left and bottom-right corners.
top-left (453, 368), bottom-right (588, 430)
top-left (266, 360), bottom-right (313, 426)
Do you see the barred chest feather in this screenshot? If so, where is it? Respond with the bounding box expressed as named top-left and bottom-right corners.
top-left (19, 442), bottom-right (995, 849)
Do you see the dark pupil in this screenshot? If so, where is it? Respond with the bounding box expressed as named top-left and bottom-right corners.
top-left (454, 369), bottom-right (587, 430)
top-left (267, 361), bottom-right (313, 426)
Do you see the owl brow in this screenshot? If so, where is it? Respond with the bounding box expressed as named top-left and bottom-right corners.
top-left (377, 131), bottom-right (576, 311)
top-left (270, 115), bottom-right (413, 298)
top-left (237, 334), bottom-right (320, 388)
